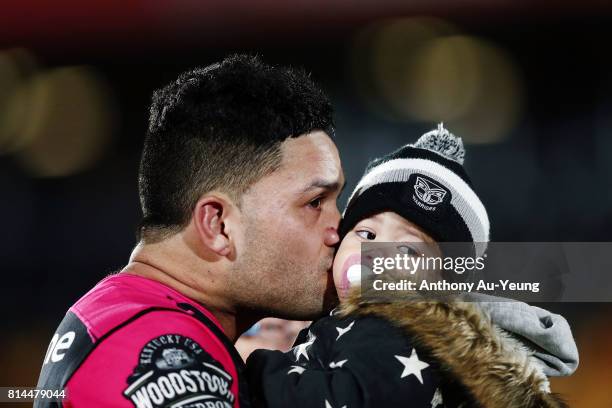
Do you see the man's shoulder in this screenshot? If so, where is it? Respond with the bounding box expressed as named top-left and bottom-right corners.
top-left (70, 272), bottom-right (210, 342)
top-left (36, 307), bottom-right (241, 408)
top-left (35, 274), bottom-right (244, 408)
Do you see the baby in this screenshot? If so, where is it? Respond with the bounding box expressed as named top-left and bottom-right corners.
top-left (246, 125), bottom-right (576, 408)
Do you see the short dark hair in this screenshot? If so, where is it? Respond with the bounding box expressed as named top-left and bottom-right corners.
top-left (138, 54), bottom-right (334, 242)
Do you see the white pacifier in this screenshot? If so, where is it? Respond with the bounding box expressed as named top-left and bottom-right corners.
top-left (346, 264), bottom-right (363, 285)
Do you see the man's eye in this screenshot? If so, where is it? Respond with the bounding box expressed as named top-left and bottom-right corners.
top-left (308, 197), bottom-right (322, 209)
top-left (356, 230), bottom-right (376, 240)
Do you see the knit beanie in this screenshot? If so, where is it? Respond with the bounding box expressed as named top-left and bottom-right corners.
top-left (338, 124), bottom-right (490, 257)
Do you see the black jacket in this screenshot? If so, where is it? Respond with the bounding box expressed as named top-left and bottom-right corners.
top-left (246, 293), bottom-right (568, 408)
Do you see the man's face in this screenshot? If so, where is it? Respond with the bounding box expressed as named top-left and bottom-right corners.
top-left (230, 131), bottom-right (344, 320)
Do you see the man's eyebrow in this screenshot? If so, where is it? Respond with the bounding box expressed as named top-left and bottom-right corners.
top-left (300, 178), bottom-right (345, 195)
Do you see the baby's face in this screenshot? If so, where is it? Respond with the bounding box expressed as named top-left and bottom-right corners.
top-left (333, 211), bottom-right (436, 301)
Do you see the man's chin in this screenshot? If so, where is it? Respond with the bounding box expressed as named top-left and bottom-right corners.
top-left (254, 291), bottom-right (334, 320)
top-left (276, 288), bottom-right (338, 320)
top-left (251, 270), bottom-right (338, 320)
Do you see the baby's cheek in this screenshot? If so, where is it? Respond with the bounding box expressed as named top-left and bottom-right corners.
top-left (332, 256), bottom-right (344, 287)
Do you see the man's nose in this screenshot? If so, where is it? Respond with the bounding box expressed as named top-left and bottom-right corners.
top-left (333, 203), bottom-right (342, 226)
top-left (323, 205), bottom-right (341, 247)
top-left (324, 226), bottom-right (340, 247)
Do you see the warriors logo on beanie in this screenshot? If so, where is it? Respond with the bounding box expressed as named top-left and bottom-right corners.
top-left (338, 124), bottom-right (490, 257)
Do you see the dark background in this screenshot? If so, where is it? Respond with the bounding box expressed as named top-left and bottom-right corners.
top-left (1, 1), bottom-right (611, 406)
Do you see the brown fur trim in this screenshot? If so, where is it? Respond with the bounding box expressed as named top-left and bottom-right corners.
top-left (339, 291), bottom-right (568, 408)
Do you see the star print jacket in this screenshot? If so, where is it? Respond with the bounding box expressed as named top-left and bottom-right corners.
top-left (246, 292), bottom-right (571, 408)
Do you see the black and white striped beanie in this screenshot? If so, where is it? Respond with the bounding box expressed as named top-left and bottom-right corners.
top-left (338, 124), bottom-right (490, 257)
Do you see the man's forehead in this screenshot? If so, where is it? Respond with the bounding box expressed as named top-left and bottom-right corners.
top-left (279, 131), bottom-right (343, 182)
top-left (281, 131), bottom-right (338, 160)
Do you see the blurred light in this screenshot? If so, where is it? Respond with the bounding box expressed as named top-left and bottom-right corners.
top-left (0, 48), bottom-right (39, 154)
top-left (350, 17), bottom-right (457, 122)
top-left (350, 18), bottom-right (524, 143)
top-left (402, 36), bottom-right (481, 122)
top-left (412, 36), bottom-right (524, 143)
top-left (15, 66), bottom-right (116, 177)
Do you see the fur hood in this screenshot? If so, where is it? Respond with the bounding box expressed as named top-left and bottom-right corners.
top-left (339, 292), bottom-right (569, 408)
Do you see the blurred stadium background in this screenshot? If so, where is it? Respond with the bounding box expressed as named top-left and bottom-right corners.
top-left (1, 1), bottom-right (611, 407)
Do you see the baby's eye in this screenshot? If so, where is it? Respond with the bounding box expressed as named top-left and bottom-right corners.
top-left (356, 229), bottom-right (376, 240)
top-left (397, 245), bottom-right (419, 256)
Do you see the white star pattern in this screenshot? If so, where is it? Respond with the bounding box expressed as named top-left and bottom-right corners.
top-left (431, 388), bottom-right (443, 407)
top-left (287, 366), bottom-right (306, 375)
top-left (293, 335), bottom-right (316, 362)
top-left (335, 321), bottom-right (355, 340)
top-left (325, 399), bottom-right (347, 408)
top-left (329, 359), bottom-right (348, 369)
top-left (395, 349), bottom-right (429, 384)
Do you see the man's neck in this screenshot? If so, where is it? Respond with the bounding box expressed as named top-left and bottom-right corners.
top-left (123, 259), bottom-right (241, 342)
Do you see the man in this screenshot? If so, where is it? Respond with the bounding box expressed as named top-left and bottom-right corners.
top-left (35, 54), bottom-right (345, 407)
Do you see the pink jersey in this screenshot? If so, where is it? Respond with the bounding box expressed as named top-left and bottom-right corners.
top-left (35, 273), bottom-right (249, 408)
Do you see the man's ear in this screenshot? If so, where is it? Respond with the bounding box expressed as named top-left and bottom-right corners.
top-left (193, 195), bottom-right (235, 257)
